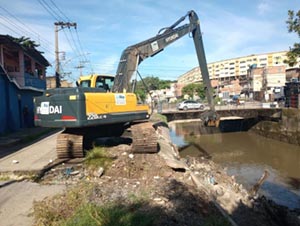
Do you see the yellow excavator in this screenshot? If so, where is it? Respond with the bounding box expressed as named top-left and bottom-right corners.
top-left (34, 10), bottom-right (218, 158)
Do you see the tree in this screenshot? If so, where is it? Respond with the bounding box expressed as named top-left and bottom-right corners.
top-left (133, 76), bottom-right (173, 102)
top-left (285, 10), bottom-right (300, 66)
top-left (12, 36), bottom-right (40, 49)
top-left (182, 83), bottom-right (206, 100)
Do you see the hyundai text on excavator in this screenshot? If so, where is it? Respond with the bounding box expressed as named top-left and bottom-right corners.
top-left (34, 10), bottom-right (218, 158)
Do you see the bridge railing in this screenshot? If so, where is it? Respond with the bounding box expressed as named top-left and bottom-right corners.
top-left (158, 101), bottom-right (266, 113)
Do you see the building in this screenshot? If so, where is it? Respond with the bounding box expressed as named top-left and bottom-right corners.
top-left (177, 51), bottom-right (292, 98)
top-left (286, 67), bottom-right (300, 81)
top-left (46, 76), bottom-right (73, 89)
top-left (250, 65), bottom-right (286, 101)
top-left (0, 35), bottom-right (49, 134)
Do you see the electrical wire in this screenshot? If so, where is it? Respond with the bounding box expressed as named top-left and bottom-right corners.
top-left (49, 0), bottom-right (70, 22)
top-left (38, 0), bottom-right (64, 21)
top-left (0, 6), bottom-right (53, 47)
top-left (37, 0), bottom-right (93, 77)
top-left (0, 18), bottom-right (24, 37)
top-left (0, 6), bottom-right (55, 57)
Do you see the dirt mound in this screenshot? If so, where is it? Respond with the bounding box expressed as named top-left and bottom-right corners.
top-left (38, 124), bottom-right (300, 226)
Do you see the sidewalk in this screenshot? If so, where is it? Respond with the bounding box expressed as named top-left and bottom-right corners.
top-left (0, 127), bottom-right (56, 148)
top-left (0, 127), bottom-right (62, 173)
top-left (0, 127), bottom-right (61, 160)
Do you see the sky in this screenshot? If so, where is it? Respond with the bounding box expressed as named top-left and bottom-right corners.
top-left (0, 0), bottom-right (300, 83)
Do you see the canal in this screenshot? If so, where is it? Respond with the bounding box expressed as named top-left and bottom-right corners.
top-left (169, 120), bottom-right (300, 209)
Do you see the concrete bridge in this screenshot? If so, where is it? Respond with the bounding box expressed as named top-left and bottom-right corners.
top-left (161, 108), bottom-right (282, 122)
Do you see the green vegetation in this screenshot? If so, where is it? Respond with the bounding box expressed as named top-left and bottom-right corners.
top-left (33, 183), bottom-right (92, 226)
top-left (84, 147), bottom-right (114, 170)
top-left (181, 83), bottom-right (206, 100)
top-left (150, 113), bottom-right (168, 123)
top-left (285, 10), bottom-right (300, 66)
top-left (33, 183), bottom-right (155, 226)
top-left (0, 175), bottom-right (10, 181)
top-left (63, 203), bottom-right (155, 226)
top-left (11, 36), bottom-right (40, 49)
top-left (134, 76), bottom-right (174, 102)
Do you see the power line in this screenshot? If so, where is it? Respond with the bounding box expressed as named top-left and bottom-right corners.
top-left (38, 0), bottom-right (63, 21)
top-left (75, 28), bottom-right (93, 73)
top-left (0, 6), bottom-right (52, 47)
top-left (0, 18), bottom-right (24, 37)
top-left (0, 6), bottom-right (55, 57)
top-left (49, 0), bottom-right (70, 22)
top-left (37, 0), bottom-right (93, 75)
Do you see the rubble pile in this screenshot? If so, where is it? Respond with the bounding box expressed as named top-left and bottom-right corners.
top-left (38, 122), bottom-right (300, 226)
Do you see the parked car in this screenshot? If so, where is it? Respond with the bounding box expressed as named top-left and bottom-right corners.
top-left (224, 95), bottom-right (244, 105)
top-left (177, 100), bottom-right (205, 110)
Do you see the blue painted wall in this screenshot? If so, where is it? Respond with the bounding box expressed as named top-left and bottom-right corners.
top-left (0, 74), bottom-right (9, 133)
top-left (0, 68), bottom-right (43, 134)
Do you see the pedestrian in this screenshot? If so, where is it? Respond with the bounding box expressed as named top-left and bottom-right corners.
top-left (23, 105), bottom-right (29, 128)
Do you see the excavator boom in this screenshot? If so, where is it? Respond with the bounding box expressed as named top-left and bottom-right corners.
top-left (112, 10), bottom-right (215, 113)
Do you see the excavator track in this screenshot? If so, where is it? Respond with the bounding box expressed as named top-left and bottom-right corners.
top-left (130, 122), bottom-right (158, 153)
top-left (56, 133), bottom-right (84, 159)
top-left (55, 122), bottom-right (158, 158)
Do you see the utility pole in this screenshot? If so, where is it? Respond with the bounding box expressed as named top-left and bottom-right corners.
top-left (75, 60), bottom-right (89, 76)
top-left (75, 62), bottom-right (84, 76)
top-left (54, 21), bottom-right (77, 88)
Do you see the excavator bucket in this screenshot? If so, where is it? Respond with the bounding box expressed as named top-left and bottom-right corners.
top-left (200, 110), bottom-right (220, 127)
top-left (205, 118), bottom-right (220, 127)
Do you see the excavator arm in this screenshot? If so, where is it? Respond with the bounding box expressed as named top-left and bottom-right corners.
top-left (112, 10), bottom-right (215, 112)
top-left (112, 13), bottom-right (192, 93)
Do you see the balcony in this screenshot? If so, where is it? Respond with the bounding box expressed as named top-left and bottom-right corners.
top-left (24, 73), bottom-right (46, 90)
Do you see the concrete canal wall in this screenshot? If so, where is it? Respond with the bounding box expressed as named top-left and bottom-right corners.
top-left (250, 108), bottom-right (300, 146)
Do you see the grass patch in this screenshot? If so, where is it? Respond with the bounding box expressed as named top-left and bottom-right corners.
top-left (63, 203), bottom-right (155, 226)
top-left (33, 183), bottom-right (93, 226)
top-left (0, 175), bottom-right (10, 181)
top-left (150, 113), bottom-right (167, 123)
top-left (33, 183), bottom-right (156, 226)
top-left (84, 147), bottom-right (114, 170)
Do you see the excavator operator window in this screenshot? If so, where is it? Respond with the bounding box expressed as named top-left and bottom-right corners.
top-left (96, 76), bottom-right (113, 92)
top-left (80, 80), bottom-right (91, 87)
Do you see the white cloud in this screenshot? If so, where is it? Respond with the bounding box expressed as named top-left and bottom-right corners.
top-left (257, 0), bottom-right (271, 15)
top-left (93, 55), bottom-right (119, 75)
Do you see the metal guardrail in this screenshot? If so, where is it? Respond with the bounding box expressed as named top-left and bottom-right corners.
top-left (158, 101), bottom-right (267, 113)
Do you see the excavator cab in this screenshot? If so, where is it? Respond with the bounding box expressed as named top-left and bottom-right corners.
top-left (77, 74), bottom-right (114, 92)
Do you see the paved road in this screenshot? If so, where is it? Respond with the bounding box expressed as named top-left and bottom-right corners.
top-left (0, 131), bottom-right (59, 172)
top-left (0, 131), bottom-right (65, 226)
top-left (0, 181), bottom-right (65, 226)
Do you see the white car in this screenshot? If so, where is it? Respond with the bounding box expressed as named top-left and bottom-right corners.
top-left (177, 100), bottom-right (204, 110)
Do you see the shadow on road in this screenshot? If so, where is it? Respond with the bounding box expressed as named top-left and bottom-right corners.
top-left (0, 128), bottom-right (61, 159)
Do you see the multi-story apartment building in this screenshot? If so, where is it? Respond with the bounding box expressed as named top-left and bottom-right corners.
top-left (177, 51), bottom-right (296, 99)
top-left (178, 51), bottom-right (289, 85)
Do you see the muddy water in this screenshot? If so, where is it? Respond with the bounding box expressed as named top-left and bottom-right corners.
top-left (169, 121), bottom-right (300, 209)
